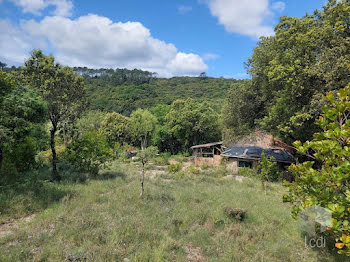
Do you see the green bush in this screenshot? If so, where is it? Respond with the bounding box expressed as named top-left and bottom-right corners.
top-left (238, 167), bottom-right (258, 178)
top-left (64, 131), bottom-right (114, 176)
top-left (284, 85), bottom-right (350, 256)
top-left (168, 162), bottom-right (183, 173)
top-left (258, 152), bottom-right (280, 182)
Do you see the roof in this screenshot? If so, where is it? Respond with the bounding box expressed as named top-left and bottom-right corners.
top-left (221, 146), bottom-right (294, 163)
top-left (227, 130), bottom-right (296, 155)
top-left (191, 141), bottom-right (223, 149)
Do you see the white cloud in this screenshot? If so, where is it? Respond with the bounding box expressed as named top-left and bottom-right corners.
top-left (167, 52), bottom-right (208, 75)
top-left (14, 14), bottom-right (207, 77)
top-left (8, 0), bottom-right (73, 16)
top-left (232, 72), bottom-right (250, 79)
top-left (0, 19), bottom-right (46, 65)
top-left (204, 0), bottom-right (277, 38)
top-left (271, 1), bottom-right (285, 12)
top-left (203, 53), bottom-right (219, 60)
top-left (178, 5), bottom-right (192, 14)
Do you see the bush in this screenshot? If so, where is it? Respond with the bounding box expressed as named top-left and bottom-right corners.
top-left (64, 131), bottom-right (114, 176)
top-left (258, 152), bottom-right (280, 182)
top-left (36, 144), bottom-right (66, 167)
top-left (187, 164), bottom-right (200, 175)
top-left (238, 167), bottom-right (258, 178)
top-left (284, 85), bottom-right (350, 256)
top-left (168, 162), bottom-right (183, 173)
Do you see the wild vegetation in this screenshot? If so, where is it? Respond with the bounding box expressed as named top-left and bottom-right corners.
top-left (1, 0), bottom-right (350, 260)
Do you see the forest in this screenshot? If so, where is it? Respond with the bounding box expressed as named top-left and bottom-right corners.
top-left (0, 0), bottom-right (350, 260)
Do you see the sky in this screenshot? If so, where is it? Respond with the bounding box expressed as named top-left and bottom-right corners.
top-left (0, 0), bottom-right (326, 78)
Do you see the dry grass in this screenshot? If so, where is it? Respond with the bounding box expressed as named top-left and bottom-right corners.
top-left (0, 162), bottom-right (345, 261)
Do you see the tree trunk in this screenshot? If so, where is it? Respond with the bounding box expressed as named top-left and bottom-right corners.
top-left (50, 122), bottom-right (61, 181)
top-left (140, 160), bottom-right (145, 197)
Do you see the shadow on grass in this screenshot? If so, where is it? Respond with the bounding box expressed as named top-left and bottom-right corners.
top-left (95, 170), bottom-right (126, 181)
top-left (0, 171), bottom-right (71, 221)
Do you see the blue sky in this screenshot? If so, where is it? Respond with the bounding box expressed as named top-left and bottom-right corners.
top-left (0, 0), bottom-right (326, 78)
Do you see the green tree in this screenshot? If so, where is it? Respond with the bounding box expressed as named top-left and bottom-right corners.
top-left (283, 84), bottom-right (350, 256)
top-left (166, 98), bottom-right (220, 150)
top-left (22, 50), bottom-right (87, 181)
top-left (0, 61), bottom-right (7, 70)
top-left (130, 109), bottom-right (157, 149)
top-left (64, 131), bottom-right (114, 176)
top-left (222, 80), bottom-right (263, 143)
top-left (258, 152), bottom-right (279, 190)
top-left (245, 0), bottom-right (350, 143)
top-left (76, 110), bottom-right (106, 134)
top-left (99, 112), bottom-right (133, 147)
top-left (0, 72), bottom-right (47, 175)
top-left (136, 146), bottom-right (158, 197)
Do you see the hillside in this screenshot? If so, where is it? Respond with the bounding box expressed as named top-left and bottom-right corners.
top-left (78, 68), bottom-right (245, 115)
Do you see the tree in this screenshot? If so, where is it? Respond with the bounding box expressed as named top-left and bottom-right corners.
top-left (283, 84), bottom-right (350, 256)
top-left (136, 146), bottom-right (157, 197)
top-left (244, 0), bottom-right (350, 143)
top-left (166, 99), bottom-right (220, 150)
top-left (130, 109), bottom-right (157, 149)
top-left (64, 131), bottom-right (114, 176)
top-left (22, 50), bottom-right (87, 181)
top-left (0, 61), bottom-right (7, 70)
top-left (99, 112), bottom-right (133, 147)
top-left (222, 80), bottom-right (263, 143)
top-left (258, 152), bottom-right (279, 190)
top-left (76, 110), bottom-right (106, 134)
top-left (0, 72), bottom-right (47, 175)
top-left (199, 72), bottom-right (207, 79)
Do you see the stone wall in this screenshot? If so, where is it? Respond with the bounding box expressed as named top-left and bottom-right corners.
top-left (194, 155), bottom-right (222, 167)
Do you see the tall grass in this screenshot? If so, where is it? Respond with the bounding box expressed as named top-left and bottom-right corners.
top-left (0, 162), bottom-right (344, 261)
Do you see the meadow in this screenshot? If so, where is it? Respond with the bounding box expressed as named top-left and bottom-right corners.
top-left (0, 160), bottom-right (343, 261)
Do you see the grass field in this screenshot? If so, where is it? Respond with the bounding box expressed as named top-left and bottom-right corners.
top-left (0, 161), bottom-right (345, 261)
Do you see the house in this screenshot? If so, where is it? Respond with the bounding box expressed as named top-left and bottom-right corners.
top-left (190, 131), bottom-right (295, 170)
top-left (190, 141), bottom-right (225, 167)
top-left (221, 146), bottom-right (294, 172)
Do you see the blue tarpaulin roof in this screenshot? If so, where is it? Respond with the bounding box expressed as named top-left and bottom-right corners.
top-left (221, 146), bottom-right (294, 163)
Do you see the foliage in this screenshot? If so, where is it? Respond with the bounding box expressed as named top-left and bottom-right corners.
top-left (136, 146), bottom-right (158, 164)
top-left (64, 131), bottom-right (114, 176)
top-left (231, 0), bottom-right (350, 144)
top-left (130, 109), bottom-right (157, 149)
top-left (99, 112), bottom-right (133, 146)
top-left (166, 98), bottom-right (221, 150)
top-left (82, 70), bottom-right (238, 115)
top-left (238, 167), bottom-right (258, 178)
top-left (258, 152), bottom-right (280, 183)
top-left (76, 110), bottom-right (106, 134)
top-left (168, 162), bottom-right (183, 173)
top-left (0, 73), bottom-right (47, 176)
top-left (283, 84), bottom-right (350, 256)
top-left (222, 80), bottom-right (263, 142)
top-left (21, 50), bottom-right (87, 180)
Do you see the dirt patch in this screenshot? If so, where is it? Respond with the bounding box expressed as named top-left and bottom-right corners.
top-left (185, 245), bottom-right (205, 262)
top-left (0, 214), bottom-right (36, 238)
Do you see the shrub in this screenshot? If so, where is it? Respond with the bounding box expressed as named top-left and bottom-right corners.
top-left (187, 164), bottom-right (200, 175)
top-left (36, 144), bottom-right (66, 167)
top-left (258, 152), bottom-right (280, 182)
top-left (64, 131), bottom-right (114, 176)
top-left (168, 162), bottom-right (183, 173)
top-left (238, 167), bottom-right (258, 178)
top-left (283, 84), bottom-right (350, 256)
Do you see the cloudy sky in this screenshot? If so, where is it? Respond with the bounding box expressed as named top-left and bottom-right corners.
top-left (0, 0), bottom-right (325, 77)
